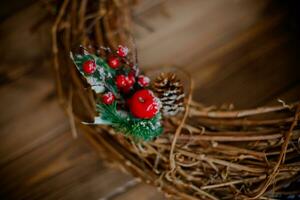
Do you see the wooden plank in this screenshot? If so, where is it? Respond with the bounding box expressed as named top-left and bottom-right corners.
top-left (0, 0), bottom-right (35, 20)
top-left (195, 34), bottom-right (300, 108)
top-left (60, 168), bottom-right (133, 200)
top-left (0, 68), bottom-right (66, 166)
top-left (0, 67), bottom-right (133, 199)
top-left (135, 0), bottom-right (269, 67)
top-left (0, 3), bottom-right (51, 85)
top-left (0, 130), bottom-right (132, 200)
top-left (186, 12), bottom-right (285, 88)
top-left (113, 183), bottom-right (165, 200)
top-left (0, 62), bottom-right (135, 199)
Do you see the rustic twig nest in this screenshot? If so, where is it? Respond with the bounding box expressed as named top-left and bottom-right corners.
top-left (52, 1), bottom-right (300, 199)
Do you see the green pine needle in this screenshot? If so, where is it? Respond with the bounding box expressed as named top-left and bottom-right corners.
top-left (97, 102), bottom-right (163, 141)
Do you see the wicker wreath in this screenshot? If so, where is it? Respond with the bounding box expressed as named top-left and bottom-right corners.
top-left (52, 1), bottom-right (300, 199)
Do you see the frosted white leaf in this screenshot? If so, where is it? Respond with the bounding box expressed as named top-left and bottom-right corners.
top-left (86, 77), bottom-right (98, 85)
top-left (70, 52), bottom-right (74, 60)
top-left (98, 67), bottom-right (105, 75)
top-left (91, 85), bottom-right (105, 93)
top-left (93, 116), bottom-right (112, 125)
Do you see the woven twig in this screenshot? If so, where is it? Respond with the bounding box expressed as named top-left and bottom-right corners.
top-left (52, 1), bottom-right (300, 199)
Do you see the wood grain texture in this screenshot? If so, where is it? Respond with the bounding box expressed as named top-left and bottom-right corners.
top-left (0, 0), bottom-right (299, 199)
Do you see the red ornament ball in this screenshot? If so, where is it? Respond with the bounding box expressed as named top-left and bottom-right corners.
top-left (116, 75), bottom-right (127, 88)
top-left (108, 56), bottom-right (120, 69)
top-left (117, 45), bottom-right (129, 57)
top-left (102, 92), bottom-right (115, 105)
top-left (137, 75), bottom-right (150, 87)
top-left (129, 89), bottom-right (160, 119)
top-left (82, 60), bottom-right (96, 74)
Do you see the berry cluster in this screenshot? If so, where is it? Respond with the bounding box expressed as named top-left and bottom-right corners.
top-left (76, 45), bottom-right (160, 120)
top-left (71, 45), bottom-right (163, 140)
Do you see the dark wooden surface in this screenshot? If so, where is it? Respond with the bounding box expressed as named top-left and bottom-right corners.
top-left (0, 1), bottom-right (299, 199)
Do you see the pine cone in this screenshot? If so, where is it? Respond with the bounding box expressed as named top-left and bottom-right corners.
top-left (153, 72), bottom-right (185, 116)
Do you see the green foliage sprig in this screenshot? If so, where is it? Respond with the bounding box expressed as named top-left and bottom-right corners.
top-left (71, 47), bottom-right (163, 141)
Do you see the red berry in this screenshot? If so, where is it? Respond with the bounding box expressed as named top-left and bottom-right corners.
top-left (102, 92), bottom-right (115, 104)
top-left (121, 73), bottom-right (136, 93)
top-left (108, 56), bottom-right (120, 69)
top-left (129, 89), bottom-right (160, 119)
top-left (137, 75), bottom-right (150, 87)
top-left (116, 75), bottom-right (127, 88)
top-left (82, 60), bottom-right (96, 74)
top-left (117, 45), bottom-right (129, 57)
top-left (126, 73), bottom-right (136, 87)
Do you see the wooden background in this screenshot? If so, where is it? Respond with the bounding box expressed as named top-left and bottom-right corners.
top-left (0, 0), bottom-right (299, 199)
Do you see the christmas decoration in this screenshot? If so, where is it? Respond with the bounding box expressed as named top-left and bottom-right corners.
top-left (129, 89), bottom-right (160, 119)
top-left (153, 72), bottom-right (185, 116)
top-left (54, 1), bottom-right (300, 199)
top-left (71, 46), bottom-right (163, 141)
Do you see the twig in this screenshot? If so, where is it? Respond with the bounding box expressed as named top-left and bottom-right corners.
top-left (169, 73), bottom-right (194, 170)
top-left (249, 105), bottom-right (300, 199)
top-left (189, 102), bottom-right (299, 118)
top-left (201, 175), bottom-right (267, 190)
top-left (52, 0), bottom-right (69, 106)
